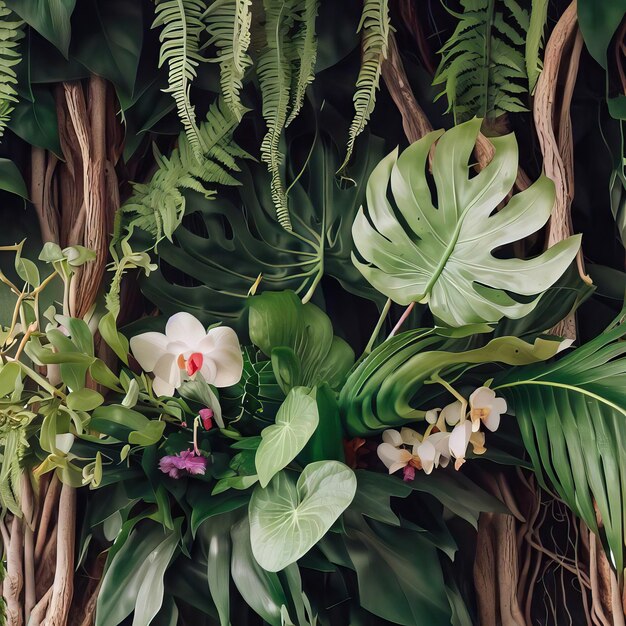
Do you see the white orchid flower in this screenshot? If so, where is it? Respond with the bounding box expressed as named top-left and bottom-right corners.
top-left (377, 428), bottom-right (423, 476)
top-left (469, 386), bottom-right (507, 432)
top-left (440, 400), bottom-right (463, 426)
top-left (130, 312), bottom-right (243, 397)
top-left (449, 421), bottom-right (472, 470)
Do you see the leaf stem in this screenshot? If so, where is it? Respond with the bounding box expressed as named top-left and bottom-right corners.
top-left (363, 298), bottom-right (392, 355)
top-left (387, 301), bottom-right (415, 338)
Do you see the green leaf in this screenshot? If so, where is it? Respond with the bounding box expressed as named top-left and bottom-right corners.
top-left (577, 0), bottom-right (626, 69)
top-left (343, 511), bottom-right (452, 626)
top-left (230, 516), bottom-right (289, 626)
top-left (249, 290), bottom-right (354, 390)
top-left (0, 159), bottom-right (28, 199)
top-left (0, 362), bottom-right (21, 396)
top-left (72, 0), bottom-right (143, 104)
top-left (297, 382), bottom-right (345, 464)
top-left (188, 483), bottom-right (249, 536)
top-left (249, 461), bottom-right (357, 571)
top-left (90, 404), bottom-right (164, 445)
top-left (95, 521), bottom-right (179, 626)
top-left (8, 84), bottom-right (61, 155)
top-left (339, 0), bottom-right (390, 171)
top-left (255, 386), bottom-right (319, 487)
top-left (98, 311), bottom-right (129, 365)
top-left (5, 0), bottom-right (76, 57)
top-left (340, 328), bottom-right (566, 436)
top-left (349, 470), bottom-right (411, 527)
top-left (152, 0), bottom-right (206, 160)
top-left (67, 388), bottom-right (104, 411)
top-left (352, 119), bottom-right (581, 326)
top-left (433, 0), bottom-right (530, 120)
top-left (495, 313), bottom-right (626, 572)
top-left (139, 111), bottom-right (386, 329)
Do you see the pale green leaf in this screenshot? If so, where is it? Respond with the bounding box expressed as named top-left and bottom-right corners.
top-left (249, 461), bottom-right (357, 571)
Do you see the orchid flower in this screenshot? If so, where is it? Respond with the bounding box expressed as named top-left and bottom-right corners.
top-left (377, 428), bottom-right (422, 480)
top-left (159, 449), bottom-right (207, 479)
top-left (469, 387), bottom-right (507, 432)
top-left (129, 312), bottom-right (243, 397)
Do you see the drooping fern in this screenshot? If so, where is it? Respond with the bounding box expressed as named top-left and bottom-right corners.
top-left (433, 0), bottom-right (529, 123)
top-left (338, 0), bottom-right (390, 173)
top-left (258, 0), bottom-right (296, 230)
top-left (204, 0), bottom-right (253, 121)
top-left (114, 99), bottom-right (248, 246)
top-left (526, 0), bottom-right (548, 92)
top-left (152, 0), bottom-right (207, 160)
top-left (286, 0), bottom-right (319, 126)
top-left (0, 2), bottom-right (23, 140)
top-left (107, 99), bottom-right (249, 316)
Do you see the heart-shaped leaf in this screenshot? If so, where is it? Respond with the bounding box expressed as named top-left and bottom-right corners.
top-left (255, 387), bottom-right (319, 487)
top-left (351, 118), bottom-right (581, 327)
top-left (249, 461), bottom-right (357, 571)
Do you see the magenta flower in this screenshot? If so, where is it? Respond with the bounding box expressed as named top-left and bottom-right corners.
top-left (159, 449), bottom-right (208, 479)
top-left (199, 408), bottom-right (214, 431)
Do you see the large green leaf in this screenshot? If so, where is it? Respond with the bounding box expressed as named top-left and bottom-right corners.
top-left (255, 386), bottom-right (319, 487)
top-left (340, 329), bottom-right (565, 437)
top-left (495, 312), bottom-right (626, 572)
top-left (249, 461), bottom-right (357, 571)
top-left (249, 290), bottom-right (354, 391)
top-left (577, 0), bottom-right (626, 69)
top-left (96, 521), bottom-right (179, 626)
top-left (343, 511), bottom-right (452, 626)
top-left (71, 0), bottom-right (143, 103)
top-left (230, 517), bottom-right (289, 626)
top-left (139, 114), bottom-right (386, 330)
top-left (351, 118), bottom-right (581, 326)
top-left (6, 0), bottom-right (76, 57)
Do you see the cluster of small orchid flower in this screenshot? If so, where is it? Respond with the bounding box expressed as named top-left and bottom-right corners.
top-left (377, 387), bottom-right (507, 481)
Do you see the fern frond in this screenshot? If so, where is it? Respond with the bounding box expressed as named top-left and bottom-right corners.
top-left (258, 0), bottom-right (296, 230)
top-left (153, 0), bottom-right (207, 160)
top-left (204, 0), bottom-right (253, 121)
top-left (115, 99), bottom-right (246, 247)
top-left (0, 3), bottom-right (23, 141)
top-left (285, 0), bottom-right (319, 126)
top-left (525, 0), bottom-right (548, 92)
top-left (339, 0), bottom-right (390, 173)
top-left (433, 0), bottom-right (529, 122)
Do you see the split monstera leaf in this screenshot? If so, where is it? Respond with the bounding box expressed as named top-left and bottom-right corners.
top-left (352, 118), bottom-right (581, 327)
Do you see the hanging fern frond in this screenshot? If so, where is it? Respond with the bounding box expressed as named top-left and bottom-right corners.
top-left (433, 0), bottom-right (529, 123)
top-left (338, 0), bottom-right (390, 174)
top-left (285, 0), bottom-right (319, 126)
top-left (108, 99), bottom-right (250, 317)
top-left (0, 2), bottom-right (23, 140)
top-left (526, 0), bottom-right (548, 92)
top-left (204, 0), bottom-right (253, 121)
top-left (114, 99), bottom-right (248, 247)
top-left (152, 0), bottom-right (207, 160)
top-left (258, 0), bottom-right (296, 230)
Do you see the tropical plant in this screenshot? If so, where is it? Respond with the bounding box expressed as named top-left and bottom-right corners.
top-left (1, 0), bottom-right (626, 625)
top-left (352, 118), bottom-right (580, 326)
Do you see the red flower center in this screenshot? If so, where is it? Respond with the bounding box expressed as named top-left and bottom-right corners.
top-left (186, 352), bottom-right (203, 376)
top-left (178, 352), bottom-right (204, 376)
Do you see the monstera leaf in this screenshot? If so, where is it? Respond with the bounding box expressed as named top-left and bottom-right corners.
top-left (139, 109), bottom-right (386, 331)
top-left (249, 461), bottom-right (357, 571)
top-left (351, 118), bottom-right (581, 327)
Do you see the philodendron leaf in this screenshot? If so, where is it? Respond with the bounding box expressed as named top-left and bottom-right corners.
top-left (255, 387), bottom-right (319, 487)
top-left (248, 290), bottom-right (354, 390)
top-left (352, 118), bottom-right (581, 327)
top-left (249, 461), bottom-right (357, 571)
